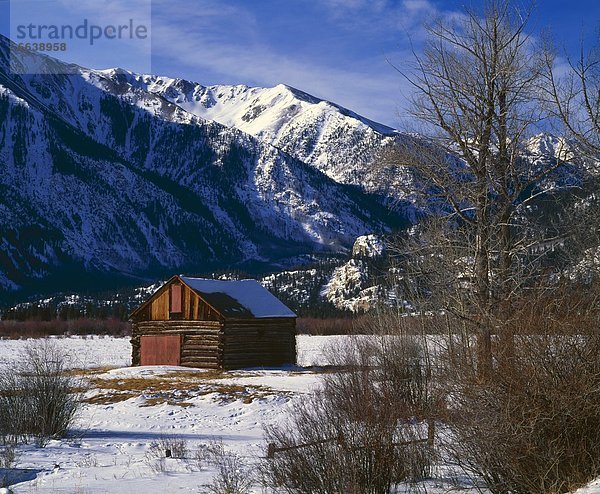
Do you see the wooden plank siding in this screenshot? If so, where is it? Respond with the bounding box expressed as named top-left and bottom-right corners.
top-left (140, 335), bottom-right (181, 366)
top-left (171, 284), bottom-right (182, 313)
top-left (140, 282), bottom-right (221, 323)
top-left (151, 290), bottom-right (170, 320)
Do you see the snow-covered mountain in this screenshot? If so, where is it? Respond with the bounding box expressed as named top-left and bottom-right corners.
top-left (100, 71), bottom-right (399, 187)
top-left (0, 37), bottom-right (408, 299)
top-left (94, 70), bottom-right (425, 220)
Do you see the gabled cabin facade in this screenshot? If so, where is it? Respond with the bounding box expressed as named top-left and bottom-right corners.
top-left (129, 276), bottom-right (296, 369)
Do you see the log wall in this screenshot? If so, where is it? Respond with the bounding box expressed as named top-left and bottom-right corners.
top-left (131, 318), bottom-right (296, 370)
top-left (222, 318), bottom-right (296, 370)
top-left (131, 320), bottom-right (223, 368)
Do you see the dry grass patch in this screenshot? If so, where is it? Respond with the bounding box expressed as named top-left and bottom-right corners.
top-left (88, 376), bottom-right (196, 393)
top-left (75, 370), bottom-right (290, 407)
top-left (141, 397), bottom-right (195, 407)
top-left (210, 383), bottom-right (287, 404)
top-left (83, 392), bottom-right (137, 405)
top-left (64, 366), bottom-right (119, 377)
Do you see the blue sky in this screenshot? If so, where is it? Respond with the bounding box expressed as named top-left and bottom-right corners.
top-left (1, 0), bottom-right (598, 127)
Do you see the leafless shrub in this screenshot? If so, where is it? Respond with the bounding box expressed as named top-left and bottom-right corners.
top-left (144, 449), bottom-right (166, 474)
top-left (296, 317), bottom-right (355, 335)
top-left (205, 441), bottom-right (254, 494)
top-left (158, 434), bottom-right (188, 459)
top-left (194, 445), bottom-right (210, 470)
top-left (77, 453), bottom-right (99, 468)
top-left (0, 444), bottom-right (17, 469)
top-left (0, 341), bottom-right (81, 447)
top-left (296, 314), bottom-right (446, 337)
top-left (145, 434), bottom-right (189, 473)
top-left (440, 289), bottom-right (600, 494)
top-left (263, 311), bottom-right (438, 494)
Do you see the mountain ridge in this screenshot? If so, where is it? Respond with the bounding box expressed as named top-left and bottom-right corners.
top-left (93, 68), bottom-right (401, 186)
top-left (0, 37), bottom-right (408, 300)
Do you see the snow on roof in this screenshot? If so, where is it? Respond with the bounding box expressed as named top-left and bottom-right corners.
top-left (179, 277), bottom-right (296, 318)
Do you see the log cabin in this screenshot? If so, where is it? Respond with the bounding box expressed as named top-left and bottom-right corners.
top-left (129, 275), bottom-right (297, 369)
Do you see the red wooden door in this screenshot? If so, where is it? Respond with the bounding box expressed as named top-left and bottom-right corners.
top-left (140, 335), bottom-right (181, 366)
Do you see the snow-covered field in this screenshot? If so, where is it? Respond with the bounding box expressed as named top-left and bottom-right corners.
top-left (0, 335), bottom-right (598, 494)
top-left (0, 335), bottom-right (346, 493)
top-left (0, 334), bottom-right (346, 370)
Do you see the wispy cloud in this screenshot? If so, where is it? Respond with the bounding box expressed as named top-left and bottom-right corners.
top-left (318, 0), bottom-right (462, 38)
top-left (148, 0), bottom-right (431, 126)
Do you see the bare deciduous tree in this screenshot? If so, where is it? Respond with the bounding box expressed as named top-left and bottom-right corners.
top-left (371, 3), bottom-right (600, 492)
top-left (385, 0), bottom-right (576, 376)
top-left (542, 30), bottom-right (600, 274)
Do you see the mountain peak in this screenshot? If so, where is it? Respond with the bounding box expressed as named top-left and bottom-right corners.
top-left (97, 71), bottom-right (398, 184)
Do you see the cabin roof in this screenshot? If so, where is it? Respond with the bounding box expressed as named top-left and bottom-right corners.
top-left (179, 277), bottom-right (297, 319)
